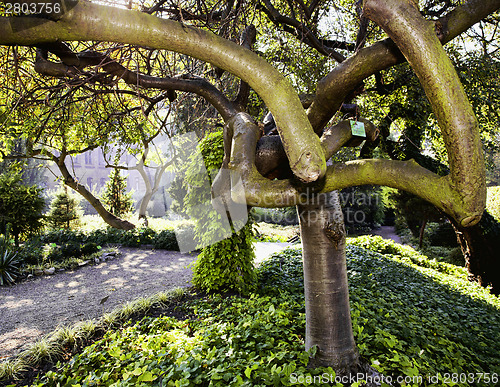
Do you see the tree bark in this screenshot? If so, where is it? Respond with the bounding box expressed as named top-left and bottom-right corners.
top-left (452, 211), bottom-right (500, 295)
top-left (297, 191), bottom-right (360, 375)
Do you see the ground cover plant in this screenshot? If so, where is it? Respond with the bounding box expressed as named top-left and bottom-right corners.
top-left (17, 236), bottom-right (500, 387)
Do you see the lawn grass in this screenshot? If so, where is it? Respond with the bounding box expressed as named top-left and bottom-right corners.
top-left (16, 236), bottom-right (499, 387)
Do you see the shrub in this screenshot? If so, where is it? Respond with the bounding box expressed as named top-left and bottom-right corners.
top-left (80, 242), bottom-right (100, 256)
top-left (17, 237), bottom-right (44, 265)
top-left (45, 185), bottom-right (82, 230)
top-left (101, 167), bottom-right (134, 218)
top-left (185, 130), bottom-right (256, 294)
top-left (487, 186), bottom-right (500, 221)
top-left (152, 229), bottom-right (179, 250)
top-left (0, 170), bottom-right (45, 245)
top-left (0, 230), bottom-right (19, 285)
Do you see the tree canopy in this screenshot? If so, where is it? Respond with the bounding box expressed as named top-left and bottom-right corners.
top-left (0, 0), bottom-right (497, 230)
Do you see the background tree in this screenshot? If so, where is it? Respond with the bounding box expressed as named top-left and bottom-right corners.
top-left (0, 0), bottom-right (498, 378)
top-left (0, 166), bottom-right (45, 245)
top-left (46, 184), bottom-right (82, 230)
top-left (101, 164), bottom-right (134, 218)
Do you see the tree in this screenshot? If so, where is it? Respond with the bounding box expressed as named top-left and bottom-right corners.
top-left (46, 184), bottom-right (82, 230)
top-left (0, 168), bottom-right (45, 245)
top-left (101, 165), bottom-right (134, 218)
top-left (0, 0), bottom-right (498, 377)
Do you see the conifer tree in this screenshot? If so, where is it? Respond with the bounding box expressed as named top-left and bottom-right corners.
top-left (101, 167), bottom-right (134, 218)
top-left (46, 185), bottom-right (82, 230)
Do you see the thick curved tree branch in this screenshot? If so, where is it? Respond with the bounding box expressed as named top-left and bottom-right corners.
top-left (364, 0), bottom-right (486, 226)
top-left (219, 113), bottom-right (483, 228)
top-left (0, 0), bottom-right (325, 183)
top-left (255, 119), bottom-right (379, 178)
top-left (307, 0), bottom-right (500, 132)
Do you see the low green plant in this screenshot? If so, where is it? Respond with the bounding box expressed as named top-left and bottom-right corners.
top-left (21, 337), bottom-right (63, 365)
top-left (0, 230), bottom-right (20, 285)
top-left (0, 358), bottom-right (27, 381)
top-left (28, 239), bottom-right (500, 387)
top-left (51, 326), bottom-right (82, 350)
top-left (152, 229), bottom-right (179, 250)
top-left (16, 237), bottom-right (44, 265)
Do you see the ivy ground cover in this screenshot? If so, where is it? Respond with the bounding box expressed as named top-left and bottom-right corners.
top-left (29, 237), bottom-right (499, 387)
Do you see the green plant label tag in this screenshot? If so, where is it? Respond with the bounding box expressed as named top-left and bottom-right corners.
top-left (350, 120), bottom-right (366, 137)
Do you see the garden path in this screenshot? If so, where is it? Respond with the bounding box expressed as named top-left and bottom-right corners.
top-left (370, 225), bottom-right (402, 244)
top-left (0, 247), bottom-right (196, 360)
top-left (0, 242), bottom-right (293, 360)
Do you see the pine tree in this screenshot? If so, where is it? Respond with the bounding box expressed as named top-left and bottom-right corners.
top-left (101, 168), bottom-right (134, 217)
top-left (46, 185), bottom-right (82, 230)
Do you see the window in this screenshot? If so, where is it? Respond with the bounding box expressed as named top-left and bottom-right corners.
top-left (85, 152), bottom-right (92, 165)
top-left (87, 177), bottom-right (93, 190)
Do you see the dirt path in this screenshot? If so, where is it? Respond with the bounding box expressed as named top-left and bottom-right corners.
top-left (0, 248), bottom-right (197, 360)
top-left (370, 225), bottom-right (402, 244)
top-left (0, 242), bottom-right (293, 360)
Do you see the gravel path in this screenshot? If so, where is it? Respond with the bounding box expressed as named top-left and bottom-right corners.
top-left (370, 225), bottom-right (402, 244)
top-left (0, 242), bottom-right (293, 360)
top-left (0, 248), bottom-right (196, 360)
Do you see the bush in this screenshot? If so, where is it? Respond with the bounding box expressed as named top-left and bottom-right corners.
top-left (185, 130), bottom-right (256, 294)
top-left (80, 242), bottom-right (100, 256)
top-left (427, 222), bottom-right (458, 247)
top-left (487, 186), bottom-right (500, 221)
top-left (0, 170), bottom-right (45, 245)
top-left (152, 229), bottom-right (179, 250)
top-left (16, 237), bottom-right (44, 265)
top-left (0, 229), bottom-right (19, 285)
top-left (45, 185), bottom-right (82, 230)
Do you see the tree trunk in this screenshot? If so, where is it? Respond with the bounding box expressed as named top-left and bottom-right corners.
top-left (297, 190), bottom-right (360, 375)
top-left (452, 211), bottom-right (500, 295)
top-left (56, 157), bottom-right (135, 230)
top-left (419, 219), bottom-right (427, 248)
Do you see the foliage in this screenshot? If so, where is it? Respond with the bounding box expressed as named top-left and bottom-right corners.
top-left (101, 167), bottom-right (134, 218)
top-left (45, 185), bottom-right (82, 230)
top-left (0, 228), bottom-right (19, 285)
top-left (487, 186), bottom-right (500, 221)
top-left (339, 186), bottom-right (386, 234)
top-left (0, 169), bottom-right (46, 245)
top-left (37, 226), bottom-right (180, 250)
top-left (29, 238), bottom-right (499, 387)
top-left (16, 237), bottom-right (44, 265)
top-left (152, 229), bottom-right (179, 251)
top-left (46, 241), bottom-right (100, 263)
top-left (427, 222), bottom-right (459, 247)
top-left (347, 235), bottom-right (467, 278)
top-left (253, 222), bottom-right (299, 242)
top-left (185, 130), bottom-right (256, 294)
